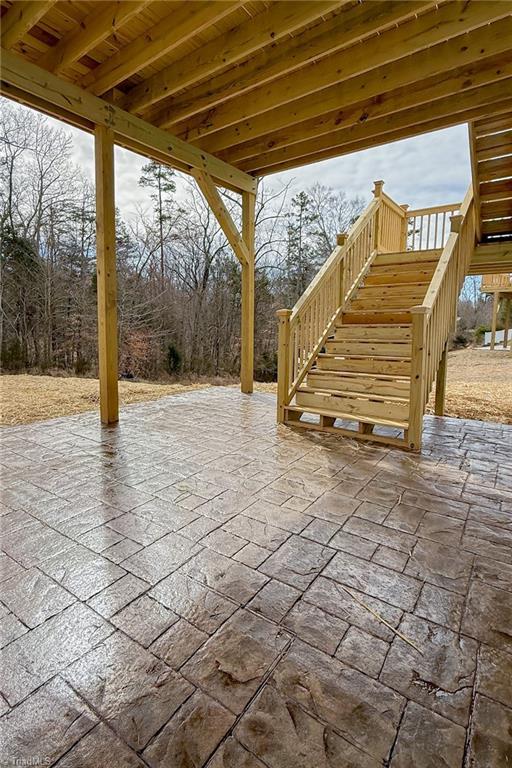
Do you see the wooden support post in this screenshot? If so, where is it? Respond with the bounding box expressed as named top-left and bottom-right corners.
top-left (276, 309), bottom-right (292, 423)
top-left (408, 306), bottom-right (428, 451)
top-left (358, 422), bottom-right (374, 435)
top-left (94, 125), bottom-right (119, 425)
top-left (434, 342), bottom-right (448, 416)
top-left (400, 204), bottom-right (409, 250)
top-left (372, 179), bottom-right (384, 251)
top-left (504, 299), bottom-right (510, 349)
top-left (193, 171), bottom-right (256, 393)
top-left (241, 190), bottom-right (256, 394)
top-left (490, 292), bottom-right (499, 350)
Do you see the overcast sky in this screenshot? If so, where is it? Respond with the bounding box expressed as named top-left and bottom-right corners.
top-left (5, 99), bottom-right (471, 217)
top-left (71, 120), bottom-right (472, 216)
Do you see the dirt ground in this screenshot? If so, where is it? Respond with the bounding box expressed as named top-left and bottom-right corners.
top-left (425, 347), bottom-right (512, 423)
top-left (1, 347), bottom-right (511, 426)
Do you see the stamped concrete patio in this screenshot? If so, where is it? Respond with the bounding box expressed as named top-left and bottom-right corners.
top-left (0, 387), bottom-right (511, 767)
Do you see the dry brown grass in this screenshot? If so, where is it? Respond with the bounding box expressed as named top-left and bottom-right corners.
top-left (1, 347), bottom-right (510, 426)
top-left (425, 347), bottom-right (512, 423)
top-left (0, 375), bottom-right (212, 426)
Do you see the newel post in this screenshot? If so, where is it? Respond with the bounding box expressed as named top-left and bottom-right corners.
top-left (450, 214), bottom-right (462, 234)
top-left (400, 204), bottom-right (409, 251)
top-left (372, 179), bottom-right (384, 251)
top-left (276, 309), bottom-right (292, 424)
top-left (408, 306), bottom-right (429, 452)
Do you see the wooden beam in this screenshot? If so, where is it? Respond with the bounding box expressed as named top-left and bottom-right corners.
top-left (434, 343), bottom-right (448, 416)
top-left (95, 125), bottom-right (119, 425)
top-left (195, 15), bottom-right (512, 154)
top-left (241, 190), bottom-right (256, 394)
top-left (0, 49), bottom-right (256, 194)
top-left (504, 299), bottom-right (511, 349)
top-left (469, 243), bottom-right (512, 274)
top-left (80, 1), bottom-right (242, 96)
top-left (490, 292), bottom-right (499, 349)
top-left (250, 97), bottom-right (512, 176)
top-left (186, 1), bottom-right (511, 147)
top-left (120, 0), bottom-right (344, 114)
top-left (153, 0), bottom-right (433, 129)
top-left (192, 172), bottom-right (256, 392)
top-left (192, 170), bottom-right (250, 265)
top-left (238, 82), bottom-right (512, 174)
top-left (220, 53), bottom-right (512, 165)
top-left (38, 1), bottom-right (149, 75)
top-left (1, 0), bottom-right (55, 49)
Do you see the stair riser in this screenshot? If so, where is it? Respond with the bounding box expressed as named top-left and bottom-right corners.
top-left (333, 325), bottom-right (411, 340)
top-left (325, 341), bottom-right (411, 357)
top-left (316, 356), bottom-right (411, 376)
top-left (357, 285), bottom-right (429, 298)
top-left (307, 374), bottom-right (410, 398)
top-left (342, 311), bottom-right (412, 325)
top-left (370, 261), bottom-right (439, 275)
top-left (296, 391), bottom-right (409, 423)
top-left (373, 250), bottom-right (441, 266)
top-left (350, 298), bottom-right (423, 310)
top-left (364, 271), bottom-right (434, 286)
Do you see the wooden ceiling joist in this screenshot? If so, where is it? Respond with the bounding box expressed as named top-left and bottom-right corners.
top-left (184, 1), bottom-right (511, 150)
top-left (0, 0), bottom-right (510, 189)
top-left (0, 48), bottom-right (256, 194)
top-left (37, 0), bottom-right (150, 75)
top-left (80, 1), bottom-right (242, 96)
top-left (199, 17), bottom-right (512, 159)
top-left (219, 53), bottom-right (512, 166)
top-left (1, 0), bottom-right (56, 50)
top-left (153, 0), bottom-right (435, 130)
top-left (120, 0), bottom-right (344, 114)
top-left (248, 99), bottom-right (512, 177)
top-left (236, 82), bottom-right (512, 174)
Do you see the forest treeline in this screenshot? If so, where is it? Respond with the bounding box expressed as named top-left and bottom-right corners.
top-left (1, 102), bottom-right (491, 382)
top-left (0, 101), bottom-right (365, 381)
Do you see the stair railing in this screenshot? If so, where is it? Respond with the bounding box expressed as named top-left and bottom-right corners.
top-left (408, 186), bottom-right (475, 450)
top-left (406, 202), bottom-right (461, 251)
top-left (276, 181), bottom-right (406, 423)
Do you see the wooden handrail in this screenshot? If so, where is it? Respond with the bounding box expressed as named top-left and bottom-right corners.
top-left (408, 185), bottom-right (476, 450)
top-left (407, 203), bottom-right (462, 217)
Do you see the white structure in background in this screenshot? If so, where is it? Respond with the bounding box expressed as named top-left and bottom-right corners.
top-left (484, 329), bottom-right (510, 348)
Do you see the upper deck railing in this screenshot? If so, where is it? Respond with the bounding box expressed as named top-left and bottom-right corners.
top-left (480, 273), bottom-right (512, 292)
top-left (406, 203), bottom-right (461, 252)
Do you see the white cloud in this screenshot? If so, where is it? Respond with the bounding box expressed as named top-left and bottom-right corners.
top-left (269, 125), bottom-right (471, 209)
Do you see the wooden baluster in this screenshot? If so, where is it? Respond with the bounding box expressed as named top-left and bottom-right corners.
top-left (276, 309), bottom-right (292, 423)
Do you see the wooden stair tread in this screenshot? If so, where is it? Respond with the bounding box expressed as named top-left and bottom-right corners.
top-left (285, 404), bottom-right (408, 430)
top-left (318, 352), bottom-right (411, 361)
top-left (310, 369), bottom-right (410, 382)
top-left (298, 385), bottom-right (409, 404)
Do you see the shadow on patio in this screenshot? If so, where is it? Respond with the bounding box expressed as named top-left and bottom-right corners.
top-left (1, 387), bottom-right (511, 767)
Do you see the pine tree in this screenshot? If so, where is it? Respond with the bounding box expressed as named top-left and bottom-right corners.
top-left (139, 161), bottom-right (176, 284)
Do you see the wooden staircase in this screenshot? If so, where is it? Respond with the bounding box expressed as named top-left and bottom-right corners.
top-left (276, 182), bottom-right (477, 451)
top-left (290, 249), bottom-right (440, 446)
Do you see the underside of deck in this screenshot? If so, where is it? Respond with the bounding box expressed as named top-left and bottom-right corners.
top-left (1, 388), bottom-right (511, 767)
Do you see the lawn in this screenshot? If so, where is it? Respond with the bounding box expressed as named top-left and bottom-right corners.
top-left (1, 348), bottom-right (511, 426)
